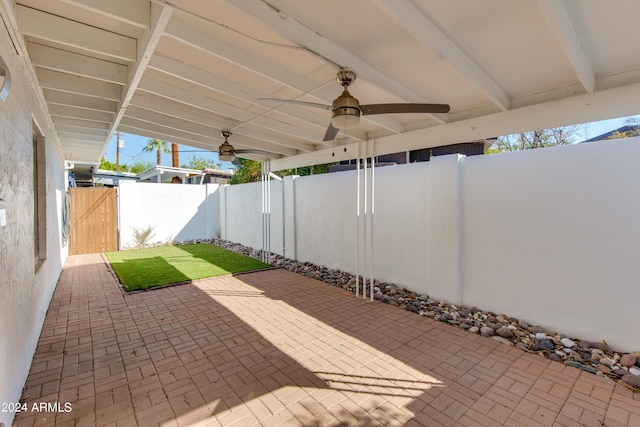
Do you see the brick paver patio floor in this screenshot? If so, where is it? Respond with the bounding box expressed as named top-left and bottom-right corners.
top-left (13, 254), bottom-right (640, 426)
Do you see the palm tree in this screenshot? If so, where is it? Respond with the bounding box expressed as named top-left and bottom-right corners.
top-left (143, 139), bottom-right (170, 165)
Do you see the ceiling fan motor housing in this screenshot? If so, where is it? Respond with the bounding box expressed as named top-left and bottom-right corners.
top-left (332, 88), bottom-right (361, 122)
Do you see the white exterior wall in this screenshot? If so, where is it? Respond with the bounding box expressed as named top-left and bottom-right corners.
top-left (118, 181), bottom-right (220, 248)
top-left (426, 155), bottom-right (463, 302)
top-left (293, 171), bottom-right (357, 270)
top-left (220, 180), bottom-right (283, 255)
top-left (217, 139), bottom-right (640, 351)
top-left (462, 139), bottom-right (640, 349)
top-left (0, 31), bottom-right (68, 426)
top-left (289, 159), bottom-right (457, 297)
top-left (369, 163), bottom-right (430, 288)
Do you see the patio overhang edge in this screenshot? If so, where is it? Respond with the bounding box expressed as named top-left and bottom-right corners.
top-left (269, 81), bottom-right (640, 171)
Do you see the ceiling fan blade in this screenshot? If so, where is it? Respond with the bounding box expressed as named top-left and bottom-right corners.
top-left (360, 103), bottom-right (450, 115)
top-left (231, 158), bottom-right (242, 166)
top-left (259, 98), bottom-right (333, 110)
top-left (323, 122), bottom-right (340, 141)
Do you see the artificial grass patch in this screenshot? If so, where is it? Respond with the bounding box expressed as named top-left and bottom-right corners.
top-left (105, 243), bottom-right (271, 291)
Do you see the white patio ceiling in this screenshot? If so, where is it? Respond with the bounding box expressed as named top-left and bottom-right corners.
top-left (4, 0), bottom-right (640, 170)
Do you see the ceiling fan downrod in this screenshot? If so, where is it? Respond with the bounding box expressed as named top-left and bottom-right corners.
top-left (336, 67), bottom-right (357, 88)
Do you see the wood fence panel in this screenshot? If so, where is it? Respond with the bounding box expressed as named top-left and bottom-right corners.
top-left (69, 188), bottom-right (118, 255)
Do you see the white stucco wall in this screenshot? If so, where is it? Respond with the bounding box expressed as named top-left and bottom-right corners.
top-left (219, 140), bottom-right (640, 350)
top-left (426, 155), bottom-right (463, 302)
top-left (118, 181), bottom-right (220, 248)
top-left (220, 180), bottom-right (283, 255)
top-left (285, 160), bottom-right (453, 295)
top-left (362, 162), bottom-right (430, 288)
top-left (293, 171), bottom-right (357, 270)
top-left (462, 138), bottom-right (640, 349)
top-left (0, 31), bottom-right (68, 426)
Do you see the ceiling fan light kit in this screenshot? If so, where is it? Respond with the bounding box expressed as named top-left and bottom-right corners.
top-left (218, 142), bottom-right (236, 161)
top-left (331, 105), bottom-right (360, 129)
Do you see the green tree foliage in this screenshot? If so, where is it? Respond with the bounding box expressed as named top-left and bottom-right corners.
top-left (229, 159), bottom-right (262, 184)
top-left (279, 164), bottom-right (331, 176)
top-left (180, 155), bottom-right (222, 170)
top-left (99, 157), bottom-right (117, 170)
top-left (229, 158), bottom-right (332, 184)
top-left (488, 126), bottom-right (579, 153)
top-left (98, 158), bottom-right (152, 174)
top-left (127, 161), bottom-right (154, 174)
top-left (143, 139), bottom-right (170, 165)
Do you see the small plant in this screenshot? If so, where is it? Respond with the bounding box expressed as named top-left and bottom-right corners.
top-left (131, 226), bottom-right (155, 248)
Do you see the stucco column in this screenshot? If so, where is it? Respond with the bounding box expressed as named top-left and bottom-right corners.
top-left (219, 184), bottom-right (228, 240)
top-left (283, 175), bottom-right (298, 260)
top-left (427, 154), bottom-right (465, 305)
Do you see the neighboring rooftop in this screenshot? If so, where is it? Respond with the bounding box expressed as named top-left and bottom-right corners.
top-left (583, 125), bottom-right (640, 143)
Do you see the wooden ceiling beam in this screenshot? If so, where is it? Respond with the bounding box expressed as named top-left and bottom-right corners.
top-left (120, 116), bottom-right (297, 157)
top-left (226, 0), bottom-right (448, 126)
top-left (538, 0), bottom-right (596, 93)
top-left (37, 69), bottom-right (121, 101)
top-left (17, 5), bottom-right (136, 61)
top-left (55, 124), bottom-right (108, 137)
top-left (29, 44), bottom-right (128, 85)
top-left (44, 89), bottom-right (118, 113)
top-left (57, 0), bottom-right (150, 29)
top-left (105, 2), bottom-right (174, 157)
top-left (165, 14), bottom-right (405, 134)
top-left (130, 93), bottom-right (317, 152)
top-left (48, 104), bottom-right (115, 123)
top-left (52, 116), bottom-right (111, 130)
top-left (149, 55), bottom-right (335, 136)
top-left (373, 0), bottom-right (511, 111)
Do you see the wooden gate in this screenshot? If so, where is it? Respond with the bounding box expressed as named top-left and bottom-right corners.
top-left (69, 187), bottom-right (118, 255)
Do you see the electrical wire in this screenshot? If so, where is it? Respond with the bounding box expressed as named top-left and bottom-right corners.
top-left (149, 0), bottom-right (342, 70)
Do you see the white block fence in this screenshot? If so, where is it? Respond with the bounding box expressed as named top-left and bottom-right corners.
top-left (119, 137), bottom-right (640, 351)
top-left (119, 181), bottom-right (221, 248)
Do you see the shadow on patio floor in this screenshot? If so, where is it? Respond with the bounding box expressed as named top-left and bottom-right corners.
top-left (13, 255), bottom-right (640, 427)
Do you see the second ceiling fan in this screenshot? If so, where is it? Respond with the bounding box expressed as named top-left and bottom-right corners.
top-left (217, 130), bottom-right (268, 163)
top-left (261, 68), bottom-right (450, 141)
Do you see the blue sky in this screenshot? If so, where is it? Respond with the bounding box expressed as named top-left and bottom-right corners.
top-left (102, 114), bottom-right (637, 169)
top-left (103, 135), bottom-right (236, 171)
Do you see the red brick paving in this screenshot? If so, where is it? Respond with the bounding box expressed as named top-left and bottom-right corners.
top-left (12, 253), bottom-right (640, 426)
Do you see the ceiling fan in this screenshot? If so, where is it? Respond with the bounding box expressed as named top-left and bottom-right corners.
top-left (217, 130), bottom-right (268, 163)
top-left (261, 68), bottom-right (450, 141)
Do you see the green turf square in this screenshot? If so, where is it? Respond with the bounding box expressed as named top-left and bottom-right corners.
top-left (105, 243), bottom-right (270, 291)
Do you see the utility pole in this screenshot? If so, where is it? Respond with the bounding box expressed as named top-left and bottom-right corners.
top-left (116, 131), bottom-right (120, 172)
top-left (116, 132), bottom-right (124, 172)
top-left (172, 143), bottom-right (179, 167)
